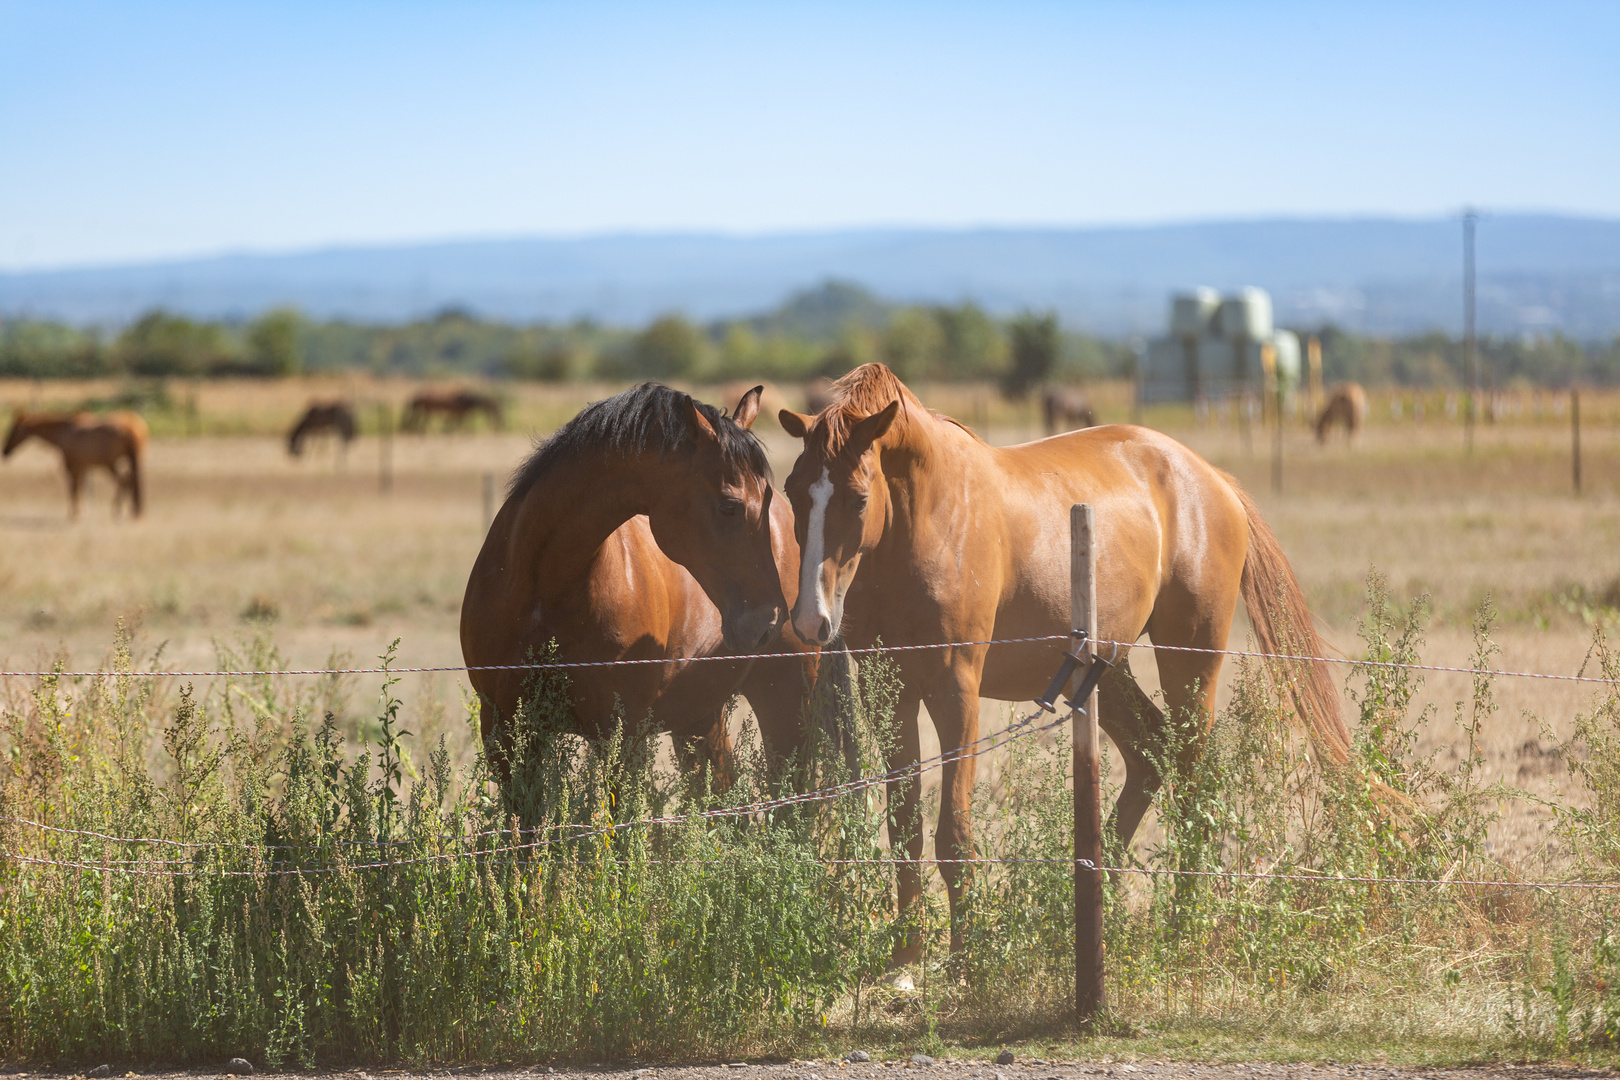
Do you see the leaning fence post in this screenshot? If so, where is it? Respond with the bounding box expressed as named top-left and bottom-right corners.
top-left (1071, 503), bottom-right (1106, 1028)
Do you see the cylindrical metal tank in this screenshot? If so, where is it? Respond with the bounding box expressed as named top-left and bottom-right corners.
top-left (1216, 287), bottom-right (1274, 340)
top-left (1169, 287), bottom-right (1220, 338)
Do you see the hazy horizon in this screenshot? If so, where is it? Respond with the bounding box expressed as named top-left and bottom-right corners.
top-left (4, 1), bottom-right (1616, 270)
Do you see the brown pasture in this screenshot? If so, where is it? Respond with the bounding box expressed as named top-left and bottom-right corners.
top-left (0, 376), bottom-right (1615, 870)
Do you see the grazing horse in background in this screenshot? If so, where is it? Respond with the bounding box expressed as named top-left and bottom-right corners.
top-left (402, 390), bottom-right (504, 432)
top-left (462, 384), bottom-right (838, 789)
top-left (777, 363), bottom-right (1348, 962)
top-left (287, 401), bottom-right (358, 457)
top-left (3, 411), bottom-right (149, 519)
top-left (1042, 386), bottom-right (1096, 435)
top-left (1315, 382), bottom-right (1368, 444)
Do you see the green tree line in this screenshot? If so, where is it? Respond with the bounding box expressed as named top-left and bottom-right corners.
top-left (2, 280), bottom-right (1617, 390)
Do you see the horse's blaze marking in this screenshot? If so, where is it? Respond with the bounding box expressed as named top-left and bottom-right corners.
top-left (797, 466), bottom-right (835, 639)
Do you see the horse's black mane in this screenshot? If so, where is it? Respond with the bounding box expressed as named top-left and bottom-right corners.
top-left (508, 382), bottom-right (769, 497)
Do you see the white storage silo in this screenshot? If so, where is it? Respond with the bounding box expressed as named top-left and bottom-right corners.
top-left (1216, 287), bottom-right (1274, 341)
top-left (1271, 330), bottom-right (1301, 387)
top-left (1170, 288), bottom-right (1220, 339)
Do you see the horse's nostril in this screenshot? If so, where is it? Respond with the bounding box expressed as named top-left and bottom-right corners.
top-left (816, 616), bottom-right (832, 643)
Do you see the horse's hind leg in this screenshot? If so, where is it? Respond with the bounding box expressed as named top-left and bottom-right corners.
top-left (1097, 657), bottom-right (1169, 852)
top-left (109, 462), bottom-right (127, 517)
top-left (64, 465), bottom-right (82, 520)
top-left (1145, 588), bottom-right (1236, 808)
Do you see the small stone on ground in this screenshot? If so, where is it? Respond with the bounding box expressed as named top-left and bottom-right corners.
top-left (86, 1066), bottom-right (111, 1078)
top-left (227, 1059), bottom-right (255, 1075)
top-left (847, 1054), bottom-right (871, 1064)
top-left (997, 1052), bottom-right (1016, 1066)
top-left (909, 1056), bottom-right (934, 1068)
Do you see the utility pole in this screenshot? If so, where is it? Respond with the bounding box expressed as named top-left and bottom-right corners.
top-left (1463, 209), bottom-right (1478, 455)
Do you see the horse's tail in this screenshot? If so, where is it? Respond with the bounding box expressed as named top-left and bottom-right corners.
top-left (1226, 477), bottom-right (1352, 765)
top-left (121, 413), bottom-right (148, 516)
top-left (128, 449), bottom-right (143, 516)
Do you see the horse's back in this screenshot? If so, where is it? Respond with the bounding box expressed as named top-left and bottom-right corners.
top-left (109, 410), bottom-right (149, 450)
top-left (977, 424), bottom-right (1247, 660)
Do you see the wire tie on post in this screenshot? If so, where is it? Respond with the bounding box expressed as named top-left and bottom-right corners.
top-left (1034, 629), bottom-right (1112, 715)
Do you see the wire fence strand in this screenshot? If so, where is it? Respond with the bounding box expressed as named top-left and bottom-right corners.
top-left (1, 633), bottom-right (1613, 686)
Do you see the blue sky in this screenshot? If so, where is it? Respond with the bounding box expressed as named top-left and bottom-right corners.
top-left (2, 1), bottom-right (1616, 270)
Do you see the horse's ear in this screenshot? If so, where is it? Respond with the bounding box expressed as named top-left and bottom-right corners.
top-left (684, 396), bottom-right (719, 444)
top-left (845, 400), bottom-right (901, 457)
top-left (733, 385), bottom-right (764, 430)
top-left (778, 410), bottom-right (810, 440)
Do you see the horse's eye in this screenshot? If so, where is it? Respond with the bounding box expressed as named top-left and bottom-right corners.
top-left (719, 497), bottom-right (744, 517)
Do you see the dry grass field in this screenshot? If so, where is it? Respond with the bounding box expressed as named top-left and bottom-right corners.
top-left (1, 375), bottom-right (1616, 872)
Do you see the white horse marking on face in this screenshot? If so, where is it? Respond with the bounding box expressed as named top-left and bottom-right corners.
top-left (795, 466), bottom-right (835, 641)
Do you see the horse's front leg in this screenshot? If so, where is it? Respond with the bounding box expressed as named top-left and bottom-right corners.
top-left (64, 465), bottom-right (82, 520)
top-left (885, 689), bottom-right (925, 967)
top-left (922, 661), bottom-right (984, 954)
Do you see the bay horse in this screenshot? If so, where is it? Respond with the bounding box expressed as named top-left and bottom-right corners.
top-left (287, 401), bottom-right (358, 457)
top-left (1315, 382), bottom-right (1368, 444)
top-left (462, 383), bottom-right (833, 791)
top-left (402, 390), bottom-right (504, 432)
top-left (3, 410), bottom-right (148, 519)
top-left (777, 363), bottom-right (1349, 960)
top-left (1042, 385), bottom-right (1096, 435)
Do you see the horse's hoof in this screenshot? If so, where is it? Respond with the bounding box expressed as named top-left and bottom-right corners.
top-left (886, 942), bottom-right (922, 970)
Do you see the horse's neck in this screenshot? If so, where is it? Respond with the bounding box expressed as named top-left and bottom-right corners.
top-left (505, 451), bottom-right (677, 596)
top-left (879, 415), bottom-right (990, 540)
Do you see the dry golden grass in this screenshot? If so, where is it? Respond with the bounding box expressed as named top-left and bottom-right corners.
top-left (0, 376), bottom-right (1613, 870)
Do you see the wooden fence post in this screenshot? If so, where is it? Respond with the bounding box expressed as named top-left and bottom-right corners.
top-left (1573, 387), bottom-right (1582, 496)
top-left (378, 403), bottom-right (393, 496)
top-left (1071, 504), bottom-right (1106, 1029)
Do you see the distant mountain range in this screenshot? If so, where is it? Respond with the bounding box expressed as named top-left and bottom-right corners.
top-left (2, 215), bottom-right (1617, 338)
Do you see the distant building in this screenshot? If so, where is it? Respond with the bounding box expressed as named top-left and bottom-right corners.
top-left (1139, 287), bottom-right (1300, 405)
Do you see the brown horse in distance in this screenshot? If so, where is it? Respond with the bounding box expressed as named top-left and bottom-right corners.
top-left (287, 401), bottom-right (358, 456)
top-left (3, 411), bottom-right (148, 519)
top-left (402, 390), bottom-right (504, 432)
top-left (1042, 385), bottom-right (1096, 435)
top-left (1316, 382), bottom-right (1368, 444)
top-left (778, 363), bottom-right (1349, 961)
top-left (462, 383), bottom-right (831, 789)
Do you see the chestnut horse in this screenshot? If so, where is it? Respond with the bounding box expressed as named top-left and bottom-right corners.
top-left (287, 401), bottom-right (358, 456)
top-left (1315, 382), bottom-right (1368, 444)
top-left (402, 390), bottom-right (504, 432)
top-left (778, 363), bottom-right (1349, 959)
top-left (3, 410), bottom-right (148, 519)
top-left (462, 383), bottom-right (831, 788)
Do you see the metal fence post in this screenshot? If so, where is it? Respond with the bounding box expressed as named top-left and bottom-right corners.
top-left (1071, 504), bottom-right (1106, 1028)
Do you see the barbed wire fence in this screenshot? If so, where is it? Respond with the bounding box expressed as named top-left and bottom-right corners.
top-left (3, 630), bottom-right (1616, 888)
top-left (10, 487), bottom-right (1620, 1051)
